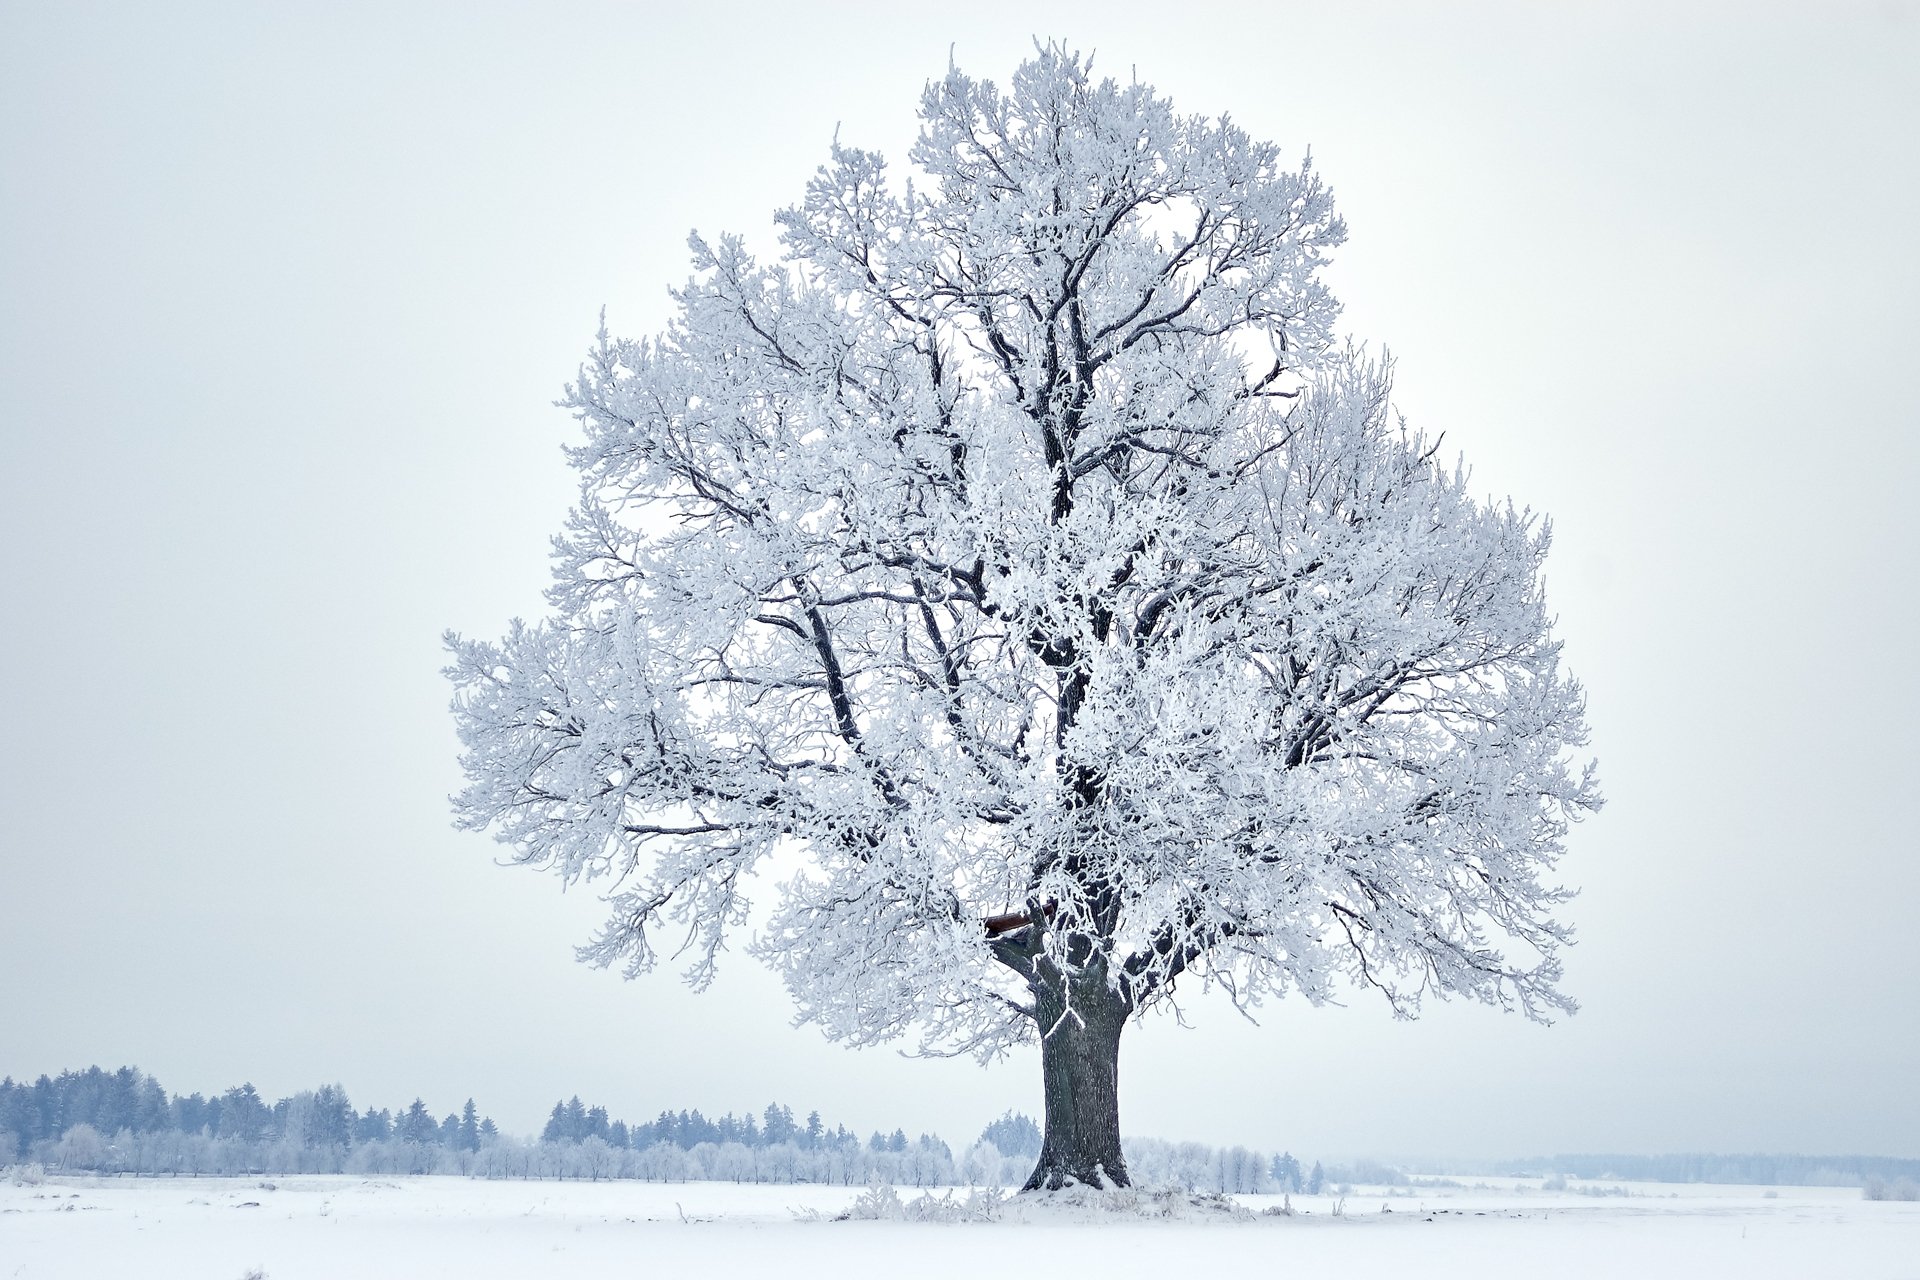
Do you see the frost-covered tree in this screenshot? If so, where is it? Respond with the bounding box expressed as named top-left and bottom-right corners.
top-left (447, 46), bottom-right (1598, 1190)
top-left (980, 1110), bottom-right (1042, 1159)
top-left (354, 1106), bottom-right (391, 1144)
top-left (396, 1099), bottom-right (437, 1146)
top-left (217, 1084), bottom-right (268, 1144)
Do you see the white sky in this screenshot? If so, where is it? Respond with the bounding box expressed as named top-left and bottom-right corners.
top-left (3, 0), bottom-right (1916, 1162)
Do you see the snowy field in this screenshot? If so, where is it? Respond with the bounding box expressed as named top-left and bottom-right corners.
top-left (4, 1173), bottom-right (1917, 1280)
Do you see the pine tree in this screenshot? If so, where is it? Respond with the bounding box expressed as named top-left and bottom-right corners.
top-left (218, 1084), bottom-right (269, 1143)
top-left (763, 1103), bottom-right (796, 1146)
top-left (355, 1107), bottom-right (392, 1144)
top-left (309, 1085), bottom-right (354, 1149)
top-left (398, 1099), bottom-right (437, 1145)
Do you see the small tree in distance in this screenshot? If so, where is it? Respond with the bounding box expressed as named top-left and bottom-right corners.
top-left (448, 46), bottom-right (1599, 1190)
top-left (981, 1111), bottom-right (1042, 1159)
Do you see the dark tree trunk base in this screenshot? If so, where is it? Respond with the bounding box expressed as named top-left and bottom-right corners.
top-left (1023, 970), bottom-right (1131, 1191)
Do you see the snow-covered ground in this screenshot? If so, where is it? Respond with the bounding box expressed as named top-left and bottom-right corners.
top-left (3, 1173), bottom-right (1916, 1279)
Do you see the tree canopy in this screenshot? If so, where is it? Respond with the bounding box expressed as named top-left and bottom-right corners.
top-left (447, 45), bottom-right (1599, 1187)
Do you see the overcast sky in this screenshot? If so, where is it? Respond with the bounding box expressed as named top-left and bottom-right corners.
top-left (3, 0), bottom-right (1916, 1163)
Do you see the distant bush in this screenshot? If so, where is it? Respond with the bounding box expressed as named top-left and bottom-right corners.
top-left (1323, 1159), bottom-right (1409, 1187)
top-left (1863, 1177), bottom-right (1920, 1201)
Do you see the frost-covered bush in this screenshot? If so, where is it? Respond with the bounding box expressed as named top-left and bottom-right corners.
top-left (907, 1187), bottom-right (1006, 1222)
top-left (6, 1162), bottom-right (46, 1186)
top-left (836, 1183), bottom-right (1009, 1222)
top-left (841, 1182), bottom-right (905, 1220)
top-left (1864, 1177), bottom-right (1920, 1201)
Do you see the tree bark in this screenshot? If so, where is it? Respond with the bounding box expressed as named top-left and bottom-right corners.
top-left (1024, 967), bottom-right (1131, 1190)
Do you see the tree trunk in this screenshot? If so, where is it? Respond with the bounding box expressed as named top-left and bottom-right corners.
top-left (1024, 970), bottom-right (1131, 1190)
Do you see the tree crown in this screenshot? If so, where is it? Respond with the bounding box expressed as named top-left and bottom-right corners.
top-left (447, 46), bottom-right (1599, 1061)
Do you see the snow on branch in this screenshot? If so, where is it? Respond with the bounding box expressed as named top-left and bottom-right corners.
top-left (448, 46), bottom-right (1598, 1061)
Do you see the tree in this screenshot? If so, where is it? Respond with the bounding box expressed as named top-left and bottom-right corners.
top-left (541, 1101), bottom-right (569, 1144)
top-left (307, 1085), bottom-right (354, 1151)
top-left (217, 1084), bottom-right (268, 1143)
top-left (448, 46), bottom-right (1598, 1191)
top-left (354, 1106), bottom-right (392, 1144)
top-left (53, 1122), bottom-right (105, 1171)
top-left (397, 1099), bottom-right (437, 1146)
top-left (980, 1111), bottom-right (1042, 1159)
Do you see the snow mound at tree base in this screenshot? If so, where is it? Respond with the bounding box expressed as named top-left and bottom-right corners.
top-left (822, 1182), bottom-right (1266, 1224)
top-left (1016, 1183), bottom-right (1256, 1221)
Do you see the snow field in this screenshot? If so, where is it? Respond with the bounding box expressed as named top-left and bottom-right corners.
top-left (3, 1174), bottom-right (1916, 1280)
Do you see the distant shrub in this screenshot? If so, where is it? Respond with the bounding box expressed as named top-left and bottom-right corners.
top-left (1323, 1159), bottom-right (1409, 1187)
top-left (1863, 1177), bottom-right (1920, 1202)
top-left (6, 1163), bottom-right (46, 1186)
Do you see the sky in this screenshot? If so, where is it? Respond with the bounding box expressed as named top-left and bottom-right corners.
top-left (2, 0), bottom-right (1916, 1163)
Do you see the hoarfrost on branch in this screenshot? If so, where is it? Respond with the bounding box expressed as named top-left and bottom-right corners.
top-left (447, 48), bottom-right (1600, 1067)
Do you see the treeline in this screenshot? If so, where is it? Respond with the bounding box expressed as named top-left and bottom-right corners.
top-left (0, 1065), bottom-right (979, 1185)
top-left (1506, 1152), bottom-right (1920, 1187)
top-left (538, 1096), bottom-right (886, 1155)
top-left (0, 1067), bottom-right (506, 1178)
top-left (527, 1101), bottom-right (1315, 1195)
top-left (0, 1066), bottom-right (1335, 1193)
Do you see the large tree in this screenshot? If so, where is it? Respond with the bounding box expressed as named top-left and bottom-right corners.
top-left (447, 47), bottom-right (1599, 1191)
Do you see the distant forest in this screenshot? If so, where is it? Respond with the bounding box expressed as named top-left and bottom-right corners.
top-left (1501, 1152), bottom-right (1920, 1188)
top-left (0, 1065), bottom-right (1290, 1191)
top-left (5, 1066), bottom-right (1913, 1190)
top-left (1, 1066), bottom-right (976, 1186)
